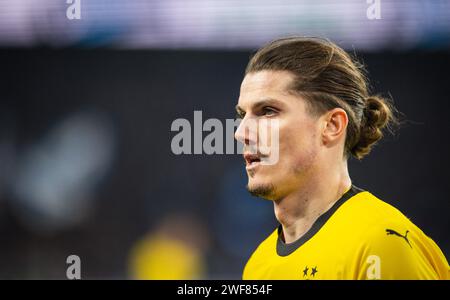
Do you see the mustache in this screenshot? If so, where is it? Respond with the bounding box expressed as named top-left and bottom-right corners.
top-left (243, 146), bottom-right (271, 157)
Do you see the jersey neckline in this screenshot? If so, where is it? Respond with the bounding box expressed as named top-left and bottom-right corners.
top-left (276, 185), bottom-right (365, 257)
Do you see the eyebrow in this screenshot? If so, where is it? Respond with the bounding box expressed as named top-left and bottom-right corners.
top-left (235, 98), bottom-right (285, 113)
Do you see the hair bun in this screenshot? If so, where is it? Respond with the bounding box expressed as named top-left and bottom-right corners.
top-left (351, 95), bottom-right (395, 159)
top-left (363, 96), bottom-right (389, 128)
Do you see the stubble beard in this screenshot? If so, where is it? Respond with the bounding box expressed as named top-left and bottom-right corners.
top-left (246, 182), bottom-right (276, 200)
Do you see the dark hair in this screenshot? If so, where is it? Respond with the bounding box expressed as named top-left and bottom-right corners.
top-left (246, 36), bottom-right (398, 159)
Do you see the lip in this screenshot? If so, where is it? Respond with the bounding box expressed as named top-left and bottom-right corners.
top-left (245, 160), bottom-right (261, 170)
top-left (243, 152), bottom-right (263, 170)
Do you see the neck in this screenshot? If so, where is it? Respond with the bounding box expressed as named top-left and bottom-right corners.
top-left (274, 158), bottom-right (351, 244)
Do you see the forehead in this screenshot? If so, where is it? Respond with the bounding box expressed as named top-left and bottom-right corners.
top-left (238, 70), bottom-right (302, 110)
top-left (240, 70), bottom-right (295, 97)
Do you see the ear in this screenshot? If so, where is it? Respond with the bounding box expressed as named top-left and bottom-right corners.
top-left (321, 108), bottom-right (348, 146)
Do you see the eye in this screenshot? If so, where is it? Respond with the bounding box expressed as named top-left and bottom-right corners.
top-left (262, 106), bottom-right (278, 117)
top-left (235, 111), bottom-right (245, 119)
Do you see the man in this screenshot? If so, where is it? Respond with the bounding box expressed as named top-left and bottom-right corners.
top-left (234, 37), bottom-right (449, 279)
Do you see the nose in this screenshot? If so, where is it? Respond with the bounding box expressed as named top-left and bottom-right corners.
top-left (234, 116), bottom-right (257, 146)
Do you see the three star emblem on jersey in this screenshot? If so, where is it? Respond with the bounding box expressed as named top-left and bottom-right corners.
top-left (302, 266), bottom-right (318, 278)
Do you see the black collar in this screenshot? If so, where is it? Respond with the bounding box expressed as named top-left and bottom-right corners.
top-left (276, 185), bottom-right (365, 257)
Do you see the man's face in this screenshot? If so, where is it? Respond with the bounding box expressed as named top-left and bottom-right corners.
top-left (235, 70), bottom-right (323, 200)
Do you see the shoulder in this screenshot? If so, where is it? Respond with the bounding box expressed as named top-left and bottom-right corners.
top-left (336, 190), bottom-right (449, 279)
top-left (328, 190), bottom-right (415, 239)
top-left (332, 189), bottom-right (424, 238)
top-left (338, 189), bottom-right (429, 255)
top-left (352, 218), bottom-right (448, 279)
top-left (339, 190), bottom-right (410, 223)
top-left (242, 228), bottom-right (278, 276)
top-left (246, 227), bottom-right (278, 258)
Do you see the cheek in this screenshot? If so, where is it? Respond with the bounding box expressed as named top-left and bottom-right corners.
top-left (279, 121), bottom-right (320, 168)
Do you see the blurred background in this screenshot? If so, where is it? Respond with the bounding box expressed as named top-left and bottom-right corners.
top-left (0, 0), bottom-right (449, 279)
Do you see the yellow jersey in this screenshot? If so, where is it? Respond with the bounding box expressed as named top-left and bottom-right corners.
top-left (243, 186), bottom-right (449, 280)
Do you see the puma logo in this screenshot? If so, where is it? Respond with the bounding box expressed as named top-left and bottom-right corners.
top-left (386, 229), bottom-right (412, 248)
